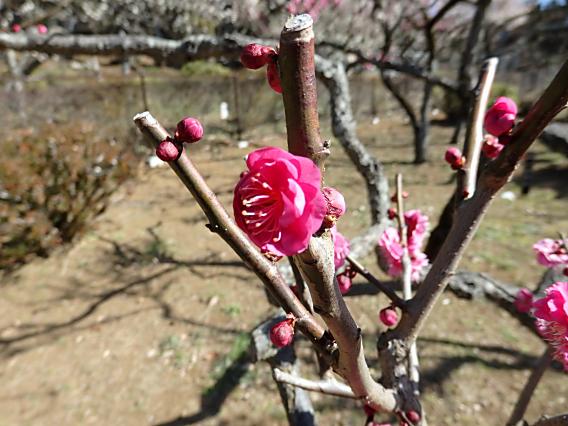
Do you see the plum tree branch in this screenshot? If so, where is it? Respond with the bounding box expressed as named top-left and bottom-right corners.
top-left (132, 111), bottom-right (332, 354)
top-left (395, 58), bottom-right (568, 344)
top-left (273, 368), bottom-right (357, 399)
top-left (280, 14), bottom-right (398, 413)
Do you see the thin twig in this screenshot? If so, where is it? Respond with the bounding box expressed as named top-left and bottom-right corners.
top-left (273, 368), bottom-right (357, 399)
top-left (395, 174), bottom-right (420, 392)
top-left (507, 348), bottom-right (553, 426)
top-left (132, 111), bottom-right (330, 350)
top-left (460, 57), bottom-right (498, 199)
top-left (346, 255), bottom-right (406, 309)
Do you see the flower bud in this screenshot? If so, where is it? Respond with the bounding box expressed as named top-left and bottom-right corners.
top-left (379, 306), bottom-right (398, 327)
top-left (388, 208), bottom-right (397, 220)
top-left (444, 147), bottom-right (465, 170)
top-left (484, 96), bottom-right (517, 136)
top-left (270, 319), bottom-right (295, 348)
top-left (482, 134), bottom-right (504, 159)
top-left (406, 410), bottom-right (420, 423)
top-left (514, 288), bottom-right (533, 313)
top-left (323, 186), bottom-right (346, 221)
top-left (155, 138), bottom-right (180, 162)
top-left (266, 58), bottom-right (282, 94)
top-left (175, 117), bottom-right (203, 144)
top-left (11, 23), bottom-right (21, 33)
top-left (240, 43), bottom-right (276, 70)
top-left (36, 24), bottom-right (48, 34)
top-left (337, 273), bottom-right (352, 295)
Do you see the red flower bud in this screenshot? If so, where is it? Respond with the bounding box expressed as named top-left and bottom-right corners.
top-left (36, 24), bottom-right (48, 34)
top-left (379, 306), bottom-right (398, 327)
top-left (363, 403), bottom-right (376, 417)
top-left (175, 117), bottom-right (203, 144)
top-left (156, 138), bottom-right (181, 162)
top-left (266, 58), bottom-right (282, 94)
top-left (270, 319), bottom-right (295, 348)
top-left (406, 410), bottom-right (420, 423)
top-left (11, 24), bottom-right (21, 33)
top-left (484, 96), bottom-right (517, 136)
top-left (388, 208), bottom-right (397, 220)
top-left (240, 43), bottom-right (276, 70)
top-left (337, 273), bottom-right (352, 295)
top-left (482, 134), bottom-right (504, 159)
top-left (444, 147), bottom-right (466, 170)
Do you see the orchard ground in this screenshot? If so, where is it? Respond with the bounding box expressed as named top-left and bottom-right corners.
top-left (0, 64), bottom-right (567, 425)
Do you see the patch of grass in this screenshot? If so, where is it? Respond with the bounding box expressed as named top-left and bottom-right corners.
top-left (209, 332), bottom-right (250, 383)
top-left (222, 304), bottom-right (241, 317)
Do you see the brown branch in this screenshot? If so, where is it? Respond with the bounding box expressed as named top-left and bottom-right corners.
top-left (279, 15), bottom-right (327, 169)
top-left (132, 111), bottom-right (330, 351)
top-left (460, 57), bottom-right (498, 199)
top-left (279, 15), bottom-right (398, 413)
top-left (507, 348), bottom-right (553, 426)
top-left (532, 414), bottom-right (568, 426)
top-left (346, 255), bottom-right (406, 309)
top-left (273, 368), bottom-right (357, 399)
top-left (395, 58), bottom-right (568, 344)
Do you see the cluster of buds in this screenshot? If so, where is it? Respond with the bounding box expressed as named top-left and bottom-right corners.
top-left (155, 117), bottom-right (203, 162)
top-left (444, 147), bottom-right (466, 170)
top-left (240, 43), bottom-right (282, 94)
top-left (482, 96), bottom-right (517, 159)
top-left (270, 315), bottom-right (296, 348)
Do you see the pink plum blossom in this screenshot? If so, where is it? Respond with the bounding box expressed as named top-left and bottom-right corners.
top-left (533, 238), bottom-right (568, 267)
top-left (484, 96), bottom-right (517, 136)
top-left (532, 282), bottom-right (568, 371)
top-left (378, 227), bottom-right (428, 282)
top-left (514, 288), bottom-right (534, 313)
top-left (11, 24), bottom-right (21, 33)
top-left (233, 147), bottom-right (326, 256)
top-left (331, 226), bottom-right (350, 270)
top-left (405, 210), bottom-right (428, 254)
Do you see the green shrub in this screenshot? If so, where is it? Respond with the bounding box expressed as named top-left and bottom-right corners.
top-left (0, 122), bottom-right (139, 271)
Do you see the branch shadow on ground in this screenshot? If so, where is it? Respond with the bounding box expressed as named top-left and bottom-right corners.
top-left (0, 227), bottom-right (251, 358)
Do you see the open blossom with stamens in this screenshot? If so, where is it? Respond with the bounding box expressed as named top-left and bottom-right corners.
top-left (233, 147), bottom-right (326, 257)
top-left (532, 282), bottom-right (568, 371)
top-left (533, 238), bottom-right (568, 267)
top-left (405, 210), bottom-right (428, 254)
top-left (331, 226), bottom-right (350, 270)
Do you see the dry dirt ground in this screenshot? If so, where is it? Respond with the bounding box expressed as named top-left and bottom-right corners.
top-left (0, 119), bottom-right (567, 426)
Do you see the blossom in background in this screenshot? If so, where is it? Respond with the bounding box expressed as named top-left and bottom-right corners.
top-left (484, 96), bottom-right (517, 137)
top-left (533, 238), bottom-right (568, 267)
top-left (532, 282), bottom-right (568, 371)
top-left (378, 210), bottom-right (429, 282)
top-left (337, 272), bottom-right (352, 294)
top-left (233, 147), bottom-right (325, 257)
top-left (331, 226), bottom-right (350, 270)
